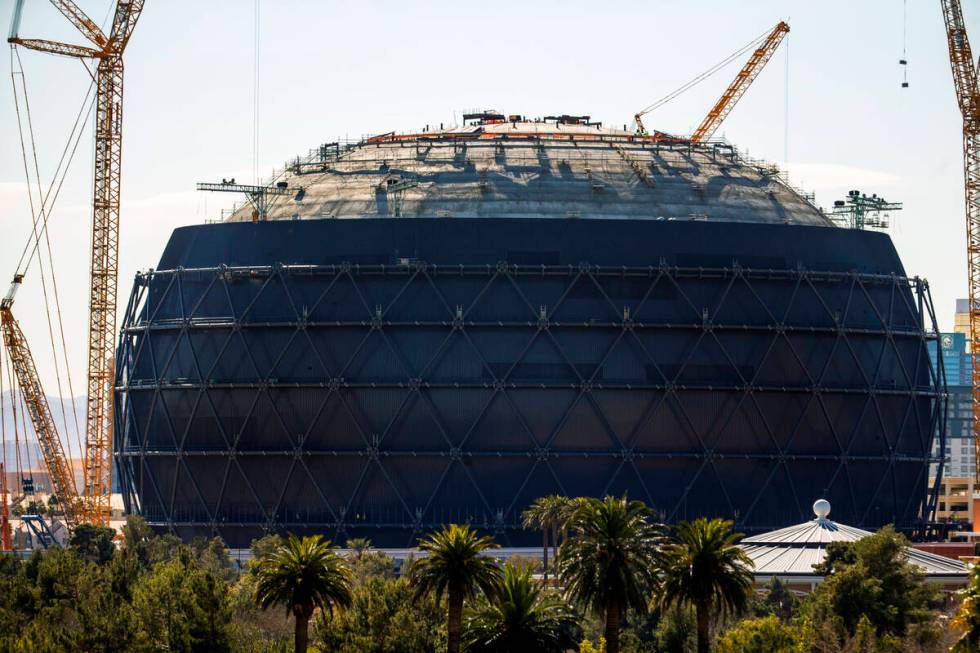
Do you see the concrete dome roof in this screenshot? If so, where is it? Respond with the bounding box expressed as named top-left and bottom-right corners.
top-left (227, 115), bottom-right (832, 226)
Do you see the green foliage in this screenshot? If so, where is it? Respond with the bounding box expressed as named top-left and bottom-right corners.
top-left (227, 571), bottom-right (292, 653)
top-left (132, 557), bottom-right (233, 652)
top-left (409, 524), bottom-right (502, 653)
top-left (69, 524), bottom-right (116, 565)
top-left (522, 495), bottom-right (572, 578)
top-left (344, 537), bottom-right (372, 559)
top-left (254, 533), bottom-right (353, 653)
top-left (348, 550), bottom-right (396, 584)
top-left (579, 636), bottom-right (606, 653)
top-left (758, 578), bottom-right (798, 623)
top-left (314, 575), bottom-right (446, 653)
top-left (462, 560), bottom-right (580, 653)
top-left (802, 526), bottom-right (938, 640)
top-left (713, 615), bottom-right (798, 653)
top-left (13, 500), bottom-right (46, 518)
top-left (951, 564), bottom-right (980, 653)
top-left (652, 606), bottom-right (696, 653)
top-left (558, 496), bottom-right (663, 653)
top-left (653, 518), bottom-right (754, 653)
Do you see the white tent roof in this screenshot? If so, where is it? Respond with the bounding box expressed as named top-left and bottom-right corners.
top-left (739, 501), bottom-right (970, 581)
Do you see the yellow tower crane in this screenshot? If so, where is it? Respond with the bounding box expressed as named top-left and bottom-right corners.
top-left (690, 21), bottom-right (789, 144)
top-left (633, 21), bottom-right (789, 142)
top-left (940, 0), bottom-right (980, 482)
top-left (7, 0), bottom-right (145, 527)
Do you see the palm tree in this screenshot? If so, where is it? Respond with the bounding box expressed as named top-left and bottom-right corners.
top-left (254, 533), bottom-right (353, 653)
top-left (463, 560), bottom-right (579, 653)
top-left (345, 537), bottom-right (372, 561)
top-left (409, 524), bottom-right (503, 653)
top-left (557, 495), bottom-right (663, 653)
top-left (522, 495), bottom-right (567, 581)
top-left (654, 518), bottom-right (754, 653)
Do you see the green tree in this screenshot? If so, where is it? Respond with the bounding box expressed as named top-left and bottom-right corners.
top-left (759, 578), bottom-right (797, 623)
top-left (227, 570), bottom-right (293, 653)
top-left (652, 606), bottom-right (695, 653)
top-left (314, 575), bottom-right (446, 653)
top-left (654, 518), bottom-right (754, 653)
top-left (132, 555), bottom-right (233, 653)
top-left (463, 560), bottom-right (579, 653)
top-left (349, 550), bottom-right (396, 584)
top-left (713, 615), bottom-right (797, 653)
top-left (952, 564), bottom-right (980, 652)
top-left (522, 496), bottom-right (566, 581)
top-left (345, 537), bottom-right (372, 560)
top-left (69, 523), bottom-right (116, 565)
top-left (254, 534), bottom-right (353, 653)
top-left (558, 496), bottom-right (663, 653)
top-left (409, 524), bottom-right (503, 653)
top-left (804, 526), bottom-right (938, 639)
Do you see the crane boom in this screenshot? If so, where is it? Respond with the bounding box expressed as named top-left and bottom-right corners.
top-left (1, 279), bottom-right (82, 527)
top-left (8, 0), bottom-right (145, 527)
top-left (941, 0), bottom-right (980, 484)
top-left (49, 0), bottom-right (106, 48)
top-left (690, 21), bottom-right (789, 144)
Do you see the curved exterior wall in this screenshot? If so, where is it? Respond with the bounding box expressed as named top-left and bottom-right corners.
top-left (115, 218), bottom-right (944, 547)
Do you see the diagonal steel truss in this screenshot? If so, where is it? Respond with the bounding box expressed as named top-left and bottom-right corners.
top-left (115, 261), bottom-right (945, 547)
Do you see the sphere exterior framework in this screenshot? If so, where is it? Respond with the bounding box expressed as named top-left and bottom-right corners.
top-left (115, 118), bottom-right (945, 547)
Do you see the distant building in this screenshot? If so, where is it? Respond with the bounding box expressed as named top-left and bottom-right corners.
top-left (928, 301), bottom-right (980, 527)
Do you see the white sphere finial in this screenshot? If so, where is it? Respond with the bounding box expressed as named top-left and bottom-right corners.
top-left (813, 499), bottom-right (831, 520)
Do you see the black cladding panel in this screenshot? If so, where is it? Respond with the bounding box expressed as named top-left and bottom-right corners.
top-left (115, 218), bottom-right (942, 547)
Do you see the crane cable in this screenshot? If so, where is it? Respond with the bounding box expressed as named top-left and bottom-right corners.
top-left (8, 46), bottom-right (96, 466)
top-left (633, 25), bottom-right (774, 126)
top-left (9, 48), bottom-right (83, 466)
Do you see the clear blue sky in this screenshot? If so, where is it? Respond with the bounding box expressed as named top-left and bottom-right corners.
top-left (0, 0), bottom-right (972, 392)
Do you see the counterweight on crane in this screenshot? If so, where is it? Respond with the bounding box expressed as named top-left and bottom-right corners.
top-left (941, 0), bottom-right (980, 482)
top-left (7, 0), bottom-right (144, 526)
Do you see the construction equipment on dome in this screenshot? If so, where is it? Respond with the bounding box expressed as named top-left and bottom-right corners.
top-left (8, 0), bottom-right (146, 527)
top-left (632, 21), bottom-right (789, 141)
top-left (690, 21), bottom-right (789, 143)
top-left (941, 0), bottom-right (980, 483)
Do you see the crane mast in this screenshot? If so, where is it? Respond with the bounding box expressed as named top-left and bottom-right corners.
top-left (690, 21), bottom-right (789, 144)
top-left (941, 0), bottom-right (980, 483)
top-left (8, 0), bottom-right (144, 526)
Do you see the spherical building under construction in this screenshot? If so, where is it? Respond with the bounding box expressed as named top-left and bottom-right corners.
top-left (115, 113), bottom-right (944, 548)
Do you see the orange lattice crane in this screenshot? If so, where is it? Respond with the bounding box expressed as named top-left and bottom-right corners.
top-left (941, 0), bottom-right (980, 482)
top-left (8, 0), bottom-right (145, 526)
top-left (690, 21), bottom-right (789, 143)
top-left (632, 21), bottom-right (789, 141)
top-left (1, 278), bottom-right (82, 527)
